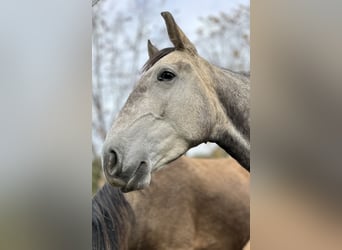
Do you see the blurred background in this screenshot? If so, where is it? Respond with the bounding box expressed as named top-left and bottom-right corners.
top-left (92, 0), bottom-right (250, 193)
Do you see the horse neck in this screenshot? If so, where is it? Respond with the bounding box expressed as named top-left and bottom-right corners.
top-left (211, 67), bottom-right (250, 171)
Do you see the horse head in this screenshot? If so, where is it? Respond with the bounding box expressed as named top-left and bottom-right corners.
top-left (102, 12), bottom-right (250, 192)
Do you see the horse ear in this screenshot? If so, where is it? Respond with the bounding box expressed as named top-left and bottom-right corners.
top-left (147, 39), bottom-right (159, 59)
top-left (161, 11), bottom-right (197, 55)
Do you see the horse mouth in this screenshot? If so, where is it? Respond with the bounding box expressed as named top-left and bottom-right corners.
top-left (105, 176), bottom-right (126, 187)
top-left (120, 162), bottom-right (151, 192)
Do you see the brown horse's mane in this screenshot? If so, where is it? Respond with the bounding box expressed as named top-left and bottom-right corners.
top-left (92, 183), bottom-right (134, 250)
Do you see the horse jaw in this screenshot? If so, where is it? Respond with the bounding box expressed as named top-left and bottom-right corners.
top-left (103, 113), bottom-right (190, 191)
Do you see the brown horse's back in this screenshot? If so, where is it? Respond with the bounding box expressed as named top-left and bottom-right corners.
top-left (125, 156), bottom-right (249, 250)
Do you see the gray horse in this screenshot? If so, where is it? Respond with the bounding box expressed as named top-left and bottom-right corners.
top-left (103, 12), bottom-right (250, 192)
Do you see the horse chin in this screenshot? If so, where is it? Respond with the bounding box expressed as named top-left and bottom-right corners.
top-left (120, 171), bottom-right (152, 193)
top-left (105, 176), bottom-right (126, 188)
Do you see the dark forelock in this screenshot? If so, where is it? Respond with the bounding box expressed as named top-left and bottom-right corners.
top-left (142, 47), bottom-right (175, 72)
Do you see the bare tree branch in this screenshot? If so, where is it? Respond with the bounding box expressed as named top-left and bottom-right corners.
top-left (195, 5), bottom-right (250, 71)
top-left (92, 0), bottom-right (100, 7)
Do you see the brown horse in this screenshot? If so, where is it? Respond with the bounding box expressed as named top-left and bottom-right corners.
top-left (93, 156), bottom-right (249, 250)
top-left (102, 12), bottom-right (250, 192)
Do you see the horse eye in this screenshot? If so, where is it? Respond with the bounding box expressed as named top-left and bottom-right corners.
top-left (158, 71), bottom-right (176, 81)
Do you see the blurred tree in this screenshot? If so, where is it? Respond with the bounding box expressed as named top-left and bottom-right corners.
top-left (92, 157), bottom-right (102, 194)
top-left (196, 5), bottom-right (250, 72)
top-left (92, 0), bottom-right (100, 6)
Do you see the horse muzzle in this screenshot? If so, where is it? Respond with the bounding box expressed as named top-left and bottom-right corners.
top-left (102, 146), bottom-right (152, 192)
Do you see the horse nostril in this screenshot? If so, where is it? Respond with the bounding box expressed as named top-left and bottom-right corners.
top-left (106, 149), bottom-right (118, 175)
top-left (109, 149), bottom-right (117, 164)
top-left (139, 161), bottom-right (147, 168)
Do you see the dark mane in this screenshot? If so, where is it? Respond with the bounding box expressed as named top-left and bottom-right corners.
top-left (92, 183), bottom-right (135, 250)
top-left (142, 47), bottom-right (175, 72)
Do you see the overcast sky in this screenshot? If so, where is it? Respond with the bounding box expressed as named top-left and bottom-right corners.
top-left (162, 0), bottom-right (249, 32)
top-left (102, 0), bottom-right (249, 42)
